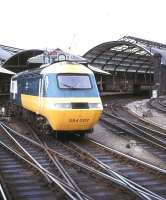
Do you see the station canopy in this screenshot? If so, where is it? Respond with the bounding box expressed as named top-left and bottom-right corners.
top-left (83, 36), bottom-right (166, 74)
top-left (0, 44), bottom-right (23, 64)
top-left (2, 36), bottom-right (166, 74)
top-left (0, 66), bottom-right (15, 75)
top-left (1, 47), bottom-right (108, 74)
top-left (28, 49), bottom-right (109, 75)
top-left (2, 49), bottom-right (44, 72)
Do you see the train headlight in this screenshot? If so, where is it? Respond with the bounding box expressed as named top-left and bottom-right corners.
top-left (88, 103), bottom-right (103, 109)
top-left (48, 103), bottom-right (72, 109)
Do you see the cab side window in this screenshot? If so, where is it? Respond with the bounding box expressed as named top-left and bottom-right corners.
top-left (22, 77), bottom-right (40, 96)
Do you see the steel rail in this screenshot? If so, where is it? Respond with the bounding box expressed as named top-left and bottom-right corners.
top-left (44, 145), bottom-right (90, 200)
top-left (0, 121), bottom-right (149, 200)
top-left (126, 122), bottom-right (166, 148)
top-left (102, 112), bottom-right (166, 150)
top-left (0, 173), bottom-right (12, 200)
top-left (159, 99), bottom-right (166, 108)
top-left (107, 98), bottom-right (166, 134)
top-left (0, 140), bottom-right (80, 200)
top-left (129, 121), bottom-right (166, 137)
top-left (0, 184), bottom-right (7, 200)
top-left (86, 139), bottom-right (166, 199)
top-left (3, 120), bottom-right (147, 200)
top-left (33, 136), bottom-right (166, 200)
top-left (0, 123), bottom-right (51, 182)
top-left (128, 122), bottom-right (166, 145)
top-left (31, 130), bottom-right (91, 200)
top-left (12, 122), bottom-right (92, 200)
top-left (88, 139), bottom-right (166, 174)
top-left (68, 141), bottom-right (165, 200)
top-left (0, 121), bottom-right (163, 200)
top-left (111, 100), bottom-right (166, 138)
top-left (0, 140), bottom-right (98, 200)
top-left (148, 98), bottom-right (166, 113)
top-left (0, 123), bottom-right (92, 200)
top-left (47, 148), bottom-right (150, 200)
top-left (0, 123), bottom-right (129, 185)
top-left (126, 106), bottom-right (166, 134)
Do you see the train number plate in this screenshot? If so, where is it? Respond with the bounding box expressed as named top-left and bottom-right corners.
top-left (69, 119), bottom-right (90, 123)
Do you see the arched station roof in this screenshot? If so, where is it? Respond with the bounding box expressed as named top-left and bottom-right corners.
top-left (2, 49), bottom-right (44, 72)
top-left (0, 44), bottom-right (23, 64)
top-left (83, 36), bottom-right (166, 74)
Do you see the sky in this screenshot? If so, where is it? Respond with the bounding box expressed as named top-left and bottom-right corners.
top-left (0, 0), bottom-right (166, 55)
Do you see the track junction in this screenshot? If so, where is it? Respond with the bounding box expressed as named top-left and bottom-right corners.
top-left (0, 95), bottom-right (166, 200)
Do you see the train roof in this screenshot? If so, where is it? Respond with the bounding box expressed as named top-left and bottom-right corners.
top-left (40, 61), bottom-right (93, 74)
top-left (12, 61), bottom-right (93, 79)
top-left (12, 60), bottom-right (110, 80)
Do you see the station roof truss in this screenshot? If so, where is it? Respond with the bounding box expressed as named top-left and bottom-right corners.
top-left (0, 44), bottom-right (23, 54)
top-left (2, 49), bottom-right (44, 72)
top-left (84, 36), bottom-right (166, 74)
top-left (0, 44), bottom-right (23, 64)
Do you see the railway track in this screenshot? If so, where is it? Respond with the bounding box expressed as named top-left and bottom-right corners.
top-left (101, 97), bottom-right (166, 164)
top-left (102, 111), bottom-right (166, 152)
top-left (0, 120), bottom-right (166, 200)
top-left (148, 98), bottom-right (166, 113)
top-left (0, 125), bottom-right (78, 199)
top-left (0, 144), bottom-right (69, 200)
top-left (106, 97), bottom-right (166, 134)
top-left (0, 122), bottom-right (93, 200)
top-left (0, 120), bottom-right (149, 200)
top-left (71, 139), bottom-right (166, 198)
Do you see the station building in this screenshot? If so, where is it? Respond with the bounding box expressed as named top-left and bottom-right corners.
top-left (1, 36), bottom-right (166, 97)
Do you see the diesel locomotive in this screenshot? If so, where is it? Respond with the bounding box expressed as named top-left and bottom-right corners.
top-left (10, 61), bottom-right (103, 136)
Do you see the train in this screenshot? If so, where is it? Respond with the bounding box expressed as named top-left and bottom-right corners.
top-left (10, 61), bottom-right (103, 136)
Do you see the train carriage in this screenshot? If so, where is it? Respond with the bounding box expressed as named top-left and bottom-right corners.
top-left (10, 61), bottom-right (103, 135)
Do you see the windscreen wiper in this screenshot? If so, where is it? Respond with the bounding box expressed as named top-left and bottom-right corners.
top-left (62, 83), bottom-right (76, 89)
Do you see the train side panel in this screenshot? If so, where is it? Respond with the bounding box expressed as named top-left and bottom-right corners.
top-left (11, 74), bottom-right (42, 113)
top-left (21, 94), bottom-right (41, 114)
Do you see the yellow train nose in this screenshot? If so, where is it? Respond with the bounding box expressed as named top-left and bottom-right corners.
top-left (46, 109), bottom-right (103, 131)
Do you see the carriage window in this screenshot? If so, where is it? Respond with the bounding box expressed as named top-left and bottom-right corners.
top-left (57, 74), bottom-right (92, 89)
top-left (23, 78), bottom-right (40, 95)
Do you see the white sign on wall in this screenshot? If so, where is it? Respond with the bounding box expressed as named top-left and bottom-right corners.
top-left (152, 90), bottom-right (158, 98)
